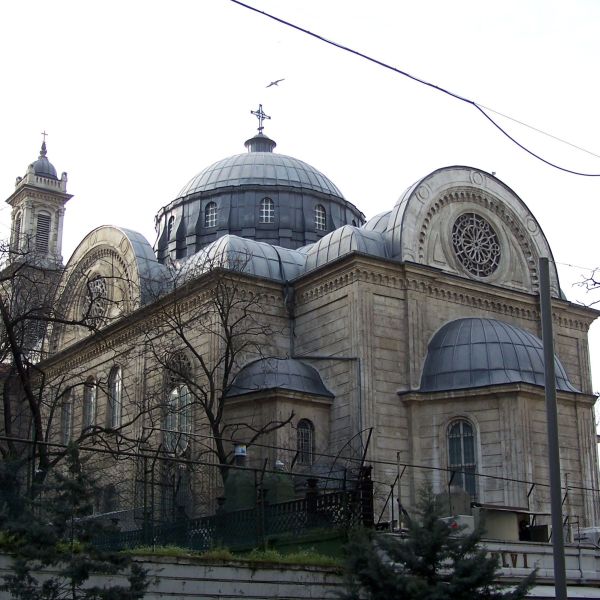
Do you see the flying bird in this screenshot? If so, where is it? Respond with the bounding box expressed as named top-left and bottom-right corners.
top-left (266, 78), bottom-right (285, 88)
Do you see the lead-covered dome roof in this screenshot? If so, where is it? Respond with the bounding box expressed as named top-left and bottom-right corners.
top-left (30, 141), bottom-right (58, 179)
top-left (155, 124), bottom-right (365, 263)
top-left (178, 149), bottom-right (344, 198)
top-left (419, 318), bottom-right (578, 393)
top-left (226, 357), bottom-right (334, 398)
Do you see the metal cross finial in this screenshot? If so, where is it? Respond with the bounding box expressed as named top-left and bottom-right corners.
top-left (250, 104), bottom-right (270, 134)
top-left (41, 130), bottom-right (48, 142)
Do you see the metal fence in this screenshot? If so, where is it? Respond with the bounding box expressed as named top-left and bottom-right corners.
top-left (93, 485), bottom-right (372, 552)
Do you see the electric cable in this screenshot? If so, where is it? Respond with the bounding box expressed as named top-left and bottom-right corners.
top-left (230, 0), bottom-right (600, 177)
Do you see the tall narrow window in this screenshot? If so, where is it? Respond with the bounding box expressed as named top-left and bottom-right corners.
top-left (167, 215), bottom-right (175, 240)
top-left (35, 212), bottom-right (51, 252)
top-left (108, 367), bottom-right (122, 429)
top-left (61, 396), bottom-right (72, 445)
top-left (204, 202), bottom-right (217, 227)
top-left (164, 384), bottom-right (191, 454)
top-left (14, 213), bottom-right (21, 251)
top-left (448, 419), bottom-right (476, 497)
top-left (259, 197), bottom-right (275, 223)
top-left (83, 378), bottom-right (97, 430)
top-left (315, 205), bottom-right (326, 231)
top-left (297, 419), bottom-right (315, 466)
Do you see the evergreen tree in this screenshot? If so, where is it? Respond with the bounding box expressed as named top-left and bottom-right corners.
top-left (0, 444), bottom-right (150, 599)
top-left (341, 486), bottom-right (535, 600)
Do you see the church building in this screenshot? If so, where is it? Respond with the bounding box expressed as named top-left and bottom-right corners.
top-left (4, 107), bottom-right (599, 539)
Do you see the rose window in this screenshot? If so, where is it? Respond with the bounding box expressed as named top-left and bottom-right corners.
top-left (82, 276), bottom-right (108, 324)
top-left (452, 213), bottom-right (501, 277)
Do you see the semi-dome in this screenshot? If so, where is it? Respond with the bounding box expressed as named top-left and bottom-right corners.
top-left (226, 357), bottom-right (334, 398)
top-left (30, 141), bottom-right (58, 179)
top-left (419, 317), bottom-right (578, 393)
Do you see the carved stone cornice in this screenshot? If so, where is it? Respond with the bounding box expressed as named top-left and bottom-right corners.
top-left (293, 253), bottom-right (597, 333)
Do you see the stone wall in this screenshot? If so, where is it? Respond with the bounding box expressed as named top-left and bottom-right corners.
top-left (0, 555), bottom-right (344, 600)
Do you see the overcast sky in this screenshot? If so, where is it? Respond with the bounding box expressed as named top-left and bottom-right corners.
top-left (1, 0), bottom-right (599, 389)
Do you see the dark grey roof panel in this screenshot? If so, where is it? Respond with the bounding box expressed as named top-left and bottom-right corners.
top-left (226, 357), bottom-right (334, 398)
top-left (304, 225), bottom-right (387, 271)
top-left (179, 235), bottom-right (306, 283)
top-left (419, 318), bottom-right (578, 393)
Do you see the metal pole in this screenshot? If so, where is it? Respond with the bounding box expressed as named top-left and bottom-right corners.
top-left (539, 257), bottom-right (567, 600)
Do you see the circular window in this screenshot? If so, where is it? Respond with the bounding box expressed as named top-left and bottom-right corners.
top-left (82, 276), bottom-right (108, 324)
top-left (452, 213), bottom-right (501, 277)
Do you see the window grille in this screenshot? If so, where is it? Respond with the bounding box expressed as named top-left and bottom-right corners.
top-left (205, 202), bottom-right (217, 227)
top-left (165, 384), bottom-right (191, 454)
top-left (297, 419), bottom-right (315, 465)
top-left (36, 213), bottom-right (51, 253)
top-left (61, 399), bottom-right (72, 445)
top-left (315, 205), bottom-right (326, 231)
top-left (83, 379), bottom-right (97, 429)
top-left (259, 198), bottom-right (275, 223)
top-left (108, 367), bottom-right (122, 429)
top-left (448, 419), bottom-right (476, 497)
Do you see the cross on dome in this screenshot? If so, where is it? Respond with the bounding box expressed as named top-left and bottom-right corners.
top-left (250, 104), bottom-right (270, 134)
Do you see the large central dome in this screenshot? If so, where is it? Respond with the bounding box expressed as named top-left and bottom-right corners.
top-left (155, 126), bottom-right (365, 264)
top-left (178, 151), bottom-right (344, 198)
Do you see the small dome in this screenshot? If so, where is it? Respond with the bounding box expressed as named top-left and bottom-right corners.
top-left (30, 141), bottom-right (58, 179)
top-left (177, 152), bottom-right (344, 199)
top-left (419, 318), bottom-right (578, 393)
top-left (226, 357), bottom-right (333, 398)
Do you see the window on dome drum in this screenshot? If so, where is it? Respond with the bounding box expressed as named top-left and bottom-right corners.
top-left (297, 419), bottom-right (315, 466)
top-left (448, 419), bottom-right (477, 497)
top-left (259, 197), bottom-right (275, 223)
top-left (205, 202), bottom-right (217, 228)
top-left (167, 215), bottom-right (175, 240)
top-left (61, 396), bottom-right (72, 445)
top-left (83, 378), bottom-right (97, 430)
top-left (35, 212), bottom-right (51, 253)
top-left (315, 205), bottom-right (326, 231)
top-left (107, 366), bottom-right (122, 429)
top-left (164, 384), bottom-right (192, 454)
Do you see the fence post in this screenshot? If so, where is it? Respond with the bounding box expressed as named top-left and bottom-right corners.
top-left (306, 477), bottom-right (319, 528)
top-left (359, 466), bottom-right (374, 528)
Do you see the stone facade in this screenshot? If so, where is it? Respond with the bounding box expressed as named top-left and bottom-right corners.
top-left (4, 134), bottom-right (599, 536)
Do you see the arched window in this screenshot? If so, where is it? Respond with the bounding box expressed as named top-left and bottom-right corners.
top-left (297, 419), bottom-right (315, 466)
top-left (315, 205), bottom-right (326, 231)
top-left (204, 202), bottom-right (217, 228)
top-left (448, 419), bottom-right (476, 497)
top-left (108, 367), bottom-right (122, 429)
top-left (35, 212), bottom-right (51, 252)
top-left (259, 197), bottom-right (275, 223)
top-left (167, 215), bottom-right (175, 240)
top-left (61, 395), bottom-right (72, 445)
top-left (164, 384), bottom-right (192, 454)
top-left (82, 378), bottom-right (97, 430)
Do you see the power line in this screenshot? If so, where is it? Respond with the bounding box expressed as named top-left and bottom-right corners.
top-left (230, 0), bottom-right (600, 178)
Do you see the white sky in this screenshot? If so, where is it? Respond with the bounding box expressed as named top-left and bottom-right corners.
top-left (1, 0), bottom-right (599, 390)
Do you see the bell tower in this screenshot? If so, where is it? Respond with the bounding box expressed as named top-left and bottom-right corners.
top-left (6, 135), bottom-right (72, 268)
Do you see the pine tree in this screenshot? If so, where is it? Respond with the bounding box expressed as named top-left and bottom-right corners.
top-left (341, 486), bottom-right (535, 600)
top-left (0, 444), bottom-right (150, 599)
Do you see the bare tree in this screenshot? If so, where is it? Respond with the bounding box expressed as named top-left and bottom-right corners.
top-left (0, 239), bottom-right (151, 489)
top-left (142, 254), bottom-right (294, 486)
